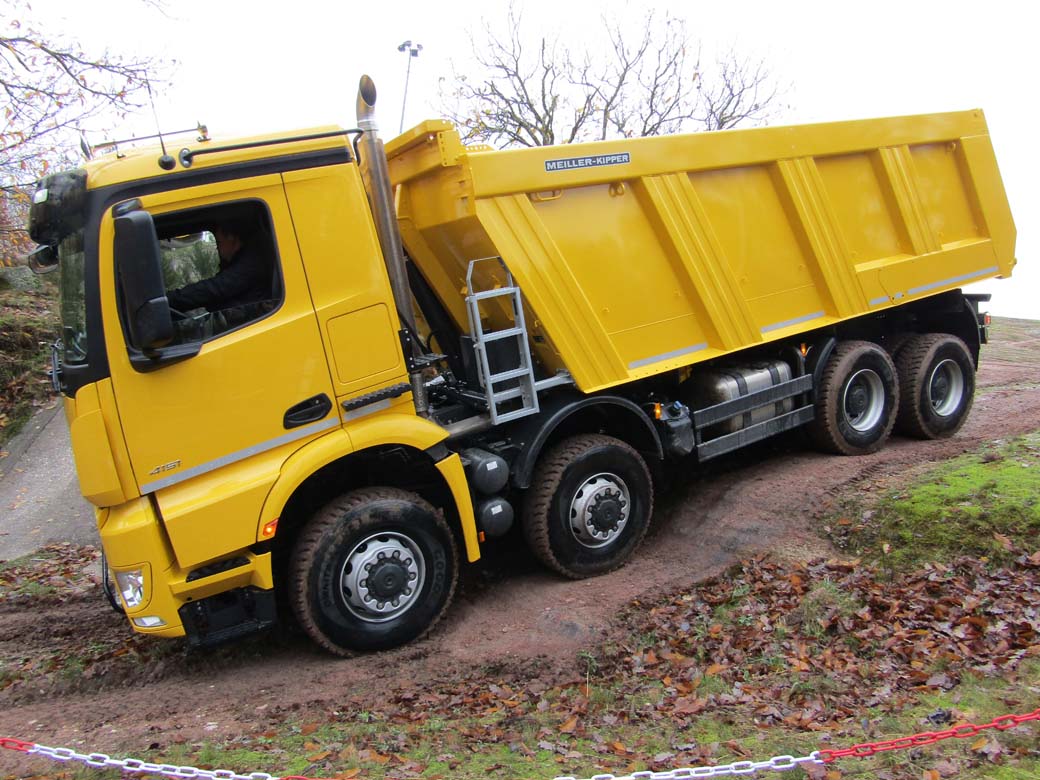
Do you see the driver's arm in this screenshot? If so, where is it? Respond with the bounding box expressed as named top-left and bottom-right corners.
top-left (167, 250), bottom-right (264, 312)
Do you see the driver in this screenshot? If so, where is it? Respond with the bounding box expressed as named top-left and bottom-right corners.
top-left (167, 219), bottom-right (273, 313)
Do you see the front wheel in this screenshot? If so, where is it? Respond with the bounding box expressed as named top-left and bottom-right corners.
top-left (289, 488), bottom-right (458, 655)
top-left (523, 434), bottom-right (653, 579)
top-left (895, 333), bottom-right (975, 439)
top-left (808, 340), bottom-right (899, 455)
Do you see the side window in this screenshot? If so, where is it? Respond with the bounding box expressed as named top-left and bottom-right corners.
top-left (154, 200), bottom-right (283, 344)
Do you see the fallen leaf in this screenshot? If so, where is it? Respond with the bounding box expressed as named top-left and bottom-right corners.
top-left (993, 533), bottom-right (1014, 552)
top-left (358, 749), bottom-right (390, 765)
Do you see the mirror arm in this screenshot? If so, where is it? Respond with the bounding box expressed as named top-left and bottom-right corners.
top-left (128, 342), bottom-right (202, 372)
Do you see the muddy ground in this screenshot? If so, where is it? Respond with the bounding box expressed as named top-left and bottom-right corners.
top-left (0, 319), bottom-right (1037, 771)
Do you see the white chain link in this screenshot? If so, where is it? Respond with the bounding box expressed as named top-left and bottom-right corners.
top-left (555, 751), bottom-right (824, 780)
top-left (29, 743), bottom-right (279, 780)
top-left (22, 738), bottom-right (822, 780)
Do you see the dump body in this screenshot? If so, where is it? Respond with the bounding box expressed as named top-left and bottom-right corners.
top-left (388, 112), bottom-right (1016, 392)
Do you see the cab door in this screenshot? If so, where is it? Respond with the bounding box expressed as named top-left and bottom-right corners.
top-left (100, 174), bottom-right (338, 566)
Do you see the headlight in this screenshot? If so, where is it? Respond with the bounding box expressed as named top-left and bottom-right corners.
top-left (132, 616), bottom-right (165, 628)
top-left (114, 569), bottom-right (146, 609)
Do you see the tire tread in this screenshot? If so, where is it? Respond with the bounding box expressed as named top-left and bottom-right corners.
top-left (289, 487), bottom-right (458, 656)
top-left (808, 340), bottom-right (898, 456)
top-left (522, 434), bottom-right (652, 579)
top-left (895, 333), bottom-right (974, 439)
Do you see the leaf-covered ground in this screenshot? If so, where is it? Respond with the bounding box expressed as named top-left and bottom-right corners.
top-left (1, 550), bottom-right (1037, 779)
top-left (0, 271), bottom-right (57, 445)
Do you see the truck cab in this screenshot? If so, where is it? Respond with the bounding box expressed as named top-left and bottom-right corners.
top-left (32, 124), bottom-right (479, 653)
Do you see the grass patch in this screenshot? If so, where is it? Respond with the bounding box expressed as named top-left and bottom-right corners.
top-left (826, 432), bottom-right (1040, 572)
top-left (985, 317), bottom-right (1040, 367)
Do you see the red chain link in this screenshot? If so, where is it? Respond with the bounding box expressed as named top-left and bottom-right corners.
top-left (817, 708), bottom-right (1040, 762)
top-left (0, 738), bottom-right (34, 753)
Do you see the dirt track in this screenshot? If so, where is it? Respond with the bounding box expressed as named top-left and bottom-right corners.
top-left (0, 325), bottom-right (1038, 766)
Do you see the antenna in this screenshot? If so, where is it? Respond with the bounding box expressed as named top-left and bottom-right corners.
top-left (148, 81), bottom-right (177, 170)
top-left (79, 132), bottom-right (93, 161)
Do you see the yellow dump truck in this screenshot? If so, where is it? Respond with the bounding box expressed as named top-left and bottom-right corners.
top-left (26, 76), bottom-right (1015, 655)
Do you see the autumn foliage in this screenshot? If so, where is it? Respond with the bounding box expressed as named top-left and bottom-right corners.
top-left (1, 1), bottom-right (157, 265)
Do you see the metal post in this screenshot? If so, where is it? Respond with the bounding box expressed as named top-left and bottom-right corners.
top-left (397, 40), bottom-right (423, 134)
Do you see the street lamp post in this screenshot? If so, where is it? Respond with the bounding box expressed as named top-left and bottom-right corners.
top-left (397, 40), bottom-right (423, 134)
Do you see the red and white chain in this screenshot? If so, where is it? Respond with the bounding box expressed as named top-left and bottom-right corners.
top-left (556, 708), bottom-right (1040, 780)
top-left (4, 708), bottom-right (1039, 780)
top-left (554, 751), bottom-right (824, 780)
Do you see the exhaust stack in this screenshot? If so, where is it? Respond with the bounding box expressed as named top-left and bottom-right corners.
top-left (356, 75), bottom-right (432, 415)
top-left (356, 75), bottom-right (418, 337)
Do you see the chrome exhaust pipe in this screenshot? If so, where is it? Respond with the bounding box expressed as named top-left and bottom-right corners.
top-left (356, 75), bottom-right (430, 416)
top-left (356, 75), bottom-right (418, 337)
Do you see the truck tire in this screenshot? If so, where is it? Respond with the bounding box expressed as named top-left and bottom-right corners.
top-left (289, 487), bottom-right (458, 656)
top-left (809, 340), bottom-right (898, 455)
top-left (895, 333), bottom-right (975, 439)
top-left (523, 434), bottom-right (653, 579)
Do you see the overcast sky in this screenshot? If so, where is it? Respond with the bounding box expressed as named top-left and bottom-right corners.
top-left (32, 0), bottom-right (1037, 318)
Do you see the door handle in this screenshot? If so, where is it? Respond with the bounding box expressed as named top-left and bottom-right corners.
top-left (283, 394), bottom-right (332, 429)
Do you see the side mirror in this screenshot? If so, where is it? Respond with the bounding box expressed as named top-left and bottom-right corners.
top-left (27, 245), bottom-right (59, 274)
top-left (114, 210), bottom-right (173, 351)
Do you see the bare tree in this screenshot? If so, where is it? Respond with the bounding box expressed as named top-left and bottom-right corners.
top-left (440, 5), bottom-right (598, 147)
top-left (1, 0), bottom-right (160, 264)
top-left (442, 5), bottom-right (782, 149)
top-left (697, 51), bottom-right (776, 131)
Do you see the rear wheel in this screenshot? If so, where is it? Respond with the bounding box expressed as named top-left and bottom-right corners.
top-left (809, 340), bottom-right (898, 455)
top-left (895, 333), bottom-right (975, 439)
top-left (289, 488), bottom-right (458, 656)
top-left (523, 434), bottom-right (653, 579)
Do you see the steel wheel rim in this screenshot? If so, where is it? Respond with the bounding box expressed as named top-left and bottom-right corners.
top-left (928, 358), bottom-right (965, 417)
top-left (568, 472), bottom-right (631, 548)
top-left (339, 532), bottom-right (425, 623)
top-left (842, 368), bottom-right (885, 432)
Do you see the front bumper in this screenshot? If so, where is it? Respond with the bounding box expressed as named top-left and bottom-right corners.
top-left (98, 498), bottom-right (275, 641)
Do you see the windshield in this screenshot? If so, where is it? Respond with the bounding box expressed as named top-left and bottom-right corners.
top-left (58, 230), bottom-right (88, 366)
